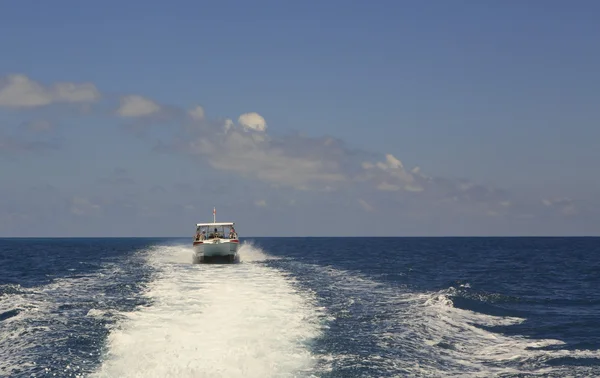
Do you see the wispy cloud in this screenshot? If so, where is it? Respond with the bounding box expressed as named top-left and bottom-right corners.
top-left (0, 73), bottom-right (589, 225)
top-left (188, 105), bottom-right (205, 121)
top-left (178, 125), bottom-right (349, 190)
top-left (116, 95), bottom-right (161, 117)
top-left (0, 74), bottom-right (100, 108)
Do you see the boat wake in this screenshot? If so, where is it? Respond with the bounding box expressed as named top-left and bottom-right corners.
top-left (284, 262), bottom-right (600, 377)
top-left (90, 242), bottom-right (327, 378)
top-left (0, 260), bottom-right (146, 378)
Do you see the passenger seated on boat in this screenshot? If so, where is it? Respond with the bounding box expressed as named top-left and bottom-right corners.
top-left (229, 228), bottom-right (237, 239)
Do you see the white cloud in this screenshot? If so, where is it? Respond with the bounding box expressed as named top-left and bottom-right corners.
top-left (182, 129), bottom-right (347, 190)
top-left (175, 117), bottom-right (505, 213)
top-left (238, 112), bottom-right (267, 132)
top-left (2, 74), bottom-right (575, 224)
top-left (0, 74), bottom-right (100, 108)
top-left (188, 105), bottom-right (205, 121)
top-left (360, 153), bottom-right (424, 192)
top-left (223, 118), bottom-right (234, 133)
top-left (117, 95), bottom-right (161, 117)
top-left (3, 73), bottom-right (592, 233)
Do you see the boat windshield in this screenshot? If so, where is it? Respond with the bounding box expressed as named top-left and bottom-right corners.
top-left (194, 225), bottom-right (237, 241)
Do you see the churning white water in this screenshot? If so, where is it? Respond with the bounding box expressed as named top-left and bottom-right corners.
top-left (90, 242), bottom-right (326, 378)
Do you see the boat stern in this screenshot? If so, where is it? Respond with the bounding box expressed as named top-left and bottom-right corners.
top-left (192, 212), bottom-right (239, 263)
top-left (192, 239), bottom-right (239, 263)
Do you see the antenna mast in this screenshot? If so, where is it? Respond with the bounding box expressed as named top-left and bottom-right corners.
top-left (213, 207), bottom-right (216, 223)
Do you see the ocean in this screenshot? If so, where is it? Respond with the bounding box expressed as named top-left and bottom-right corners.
top-left (0, 237), bottom-right (599, 377)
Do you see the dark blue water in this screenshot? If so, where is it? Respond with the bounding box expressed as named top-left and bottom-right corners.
top-left (1, 237), bottom-right (599, 377)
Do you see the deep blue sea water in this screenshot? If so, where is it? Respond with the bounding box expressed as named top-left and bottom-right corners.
top-left (1, 237), bottom-right (599, 377)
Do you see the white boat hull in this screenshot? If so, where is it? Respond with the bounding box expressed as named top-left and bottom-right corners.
top-left (193, 239), bottom-right (239, 263)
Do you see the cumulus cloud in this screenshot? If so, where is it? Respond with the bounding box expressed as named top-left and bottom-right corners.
top-left (1, 73), bottom-right (588, 226)
top-left (188, 105), bottom-right (205, 121)
top-left (223, 118), bottom-right (234, 133)
top-left (359, 154), bottom-right (425, 193)
top-left (238, 112), bottom-right (267, 132)
top-left (117, 95), bottom-right (161, 117)
top-left (0, 74), bottom-right (100, 108)
top-left (355, 152), bottom-right (520, 213)
top-left (178, 116), bottom-right (348, 190)
top-left (168, 109), bottom-right (526, 220)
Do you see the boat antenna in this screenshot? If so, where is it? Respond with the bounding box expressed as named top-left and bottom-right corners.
top-left (213, 207), bottom-right (216, 224)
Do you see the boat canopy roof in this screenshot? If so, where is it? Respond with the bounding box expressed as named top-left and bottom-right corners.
top-left (196, 222), bottom-right (235, 227)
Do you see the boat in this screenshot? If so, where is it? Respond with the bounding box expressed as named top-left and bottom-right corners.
top-left (192, 207), bottom-right (239, 263)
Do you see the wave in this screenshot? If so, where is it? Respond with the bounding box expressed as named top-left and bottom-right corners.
top-left (282, 262), bottom-right (600, 377)
top-left (0, 265), bottom-right (133, 377)
top-left (0, 251), bottom-right (150, 378)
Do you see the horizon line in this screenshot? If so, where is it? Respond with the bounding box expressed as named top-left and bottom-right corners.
top-left (0, 235), bottom-right (599, 239)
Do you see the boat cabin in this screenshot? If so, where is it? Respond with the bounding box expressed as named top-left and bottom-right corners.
top-left (194, 222), bottom-right (237, 241)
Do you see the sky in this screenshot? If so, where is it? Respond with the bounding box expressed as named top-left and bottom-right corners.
top-left (1, 0), bottom-right (599, 236)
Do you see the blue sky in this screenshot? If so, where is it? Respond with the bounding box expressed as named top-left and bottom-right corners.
top-left (1, 1), bottom-right (599, 236)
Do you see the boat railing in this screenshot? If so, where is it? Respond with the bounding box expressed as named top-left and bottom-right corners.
top-left (194, 230), bottom-right (237, 241)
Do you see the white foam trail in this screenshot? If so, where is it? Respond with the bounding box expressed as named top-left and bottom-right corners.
top-left (0, 285), bottom-right (41, 376)
top-left (236, 240), bottom-right (278, 262)
top-left (0, 263), bottom-right (127, 377)
top-left (300, 264), bottom-right (600, 377)
top-left (91, 242), bottom-right (325, 378)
